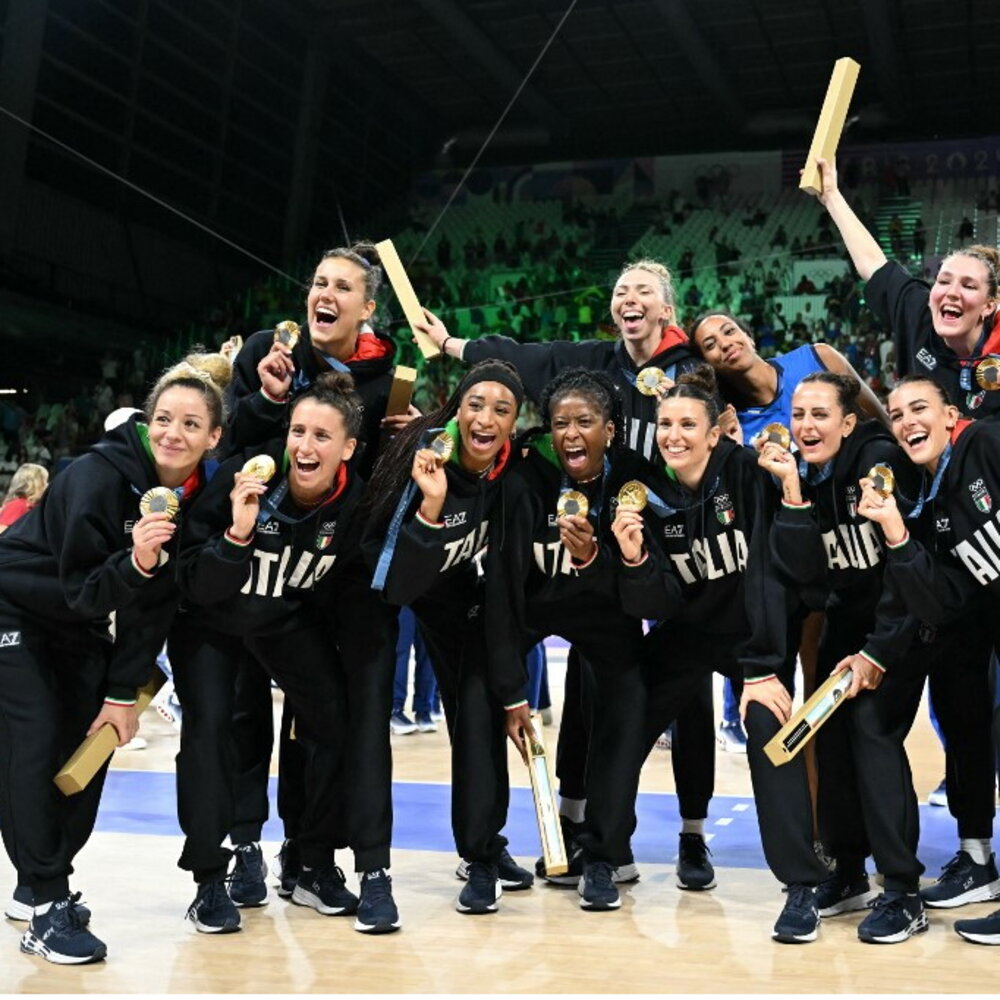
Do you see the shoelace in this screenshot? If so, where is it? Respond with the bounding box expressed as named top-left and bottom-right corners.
top-left (784, 885), bottom-right (816, 914)
top-left (235, 845), bottom-right (265, 879)
top-left (362, 872), bottom-right (392, 902)
top-left (938, 851), bottom-right (970, 877)
top-left (588, 863), bottom-right (615, 889)
top-left (867, 892), bottom-right (908, 915)
top-left (49, 898), bottom-right (86, 933)
top-left (680, 834), bottom-right (711, 862)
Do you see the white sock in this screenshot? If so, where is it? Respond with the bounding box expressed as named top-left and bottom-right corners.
top-left (559, 798), bottom-right (585, 824)
top-left (681, 819), bottom-right (705, 836)
top-left (960, 838), bottom-right (992, 865)
top-left (33, 900), bottom-right (53, 915)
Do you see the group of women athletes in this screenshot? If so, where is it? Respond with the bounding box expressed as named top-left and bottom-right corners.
top-left (2, 156), bottom-right (1000, 966)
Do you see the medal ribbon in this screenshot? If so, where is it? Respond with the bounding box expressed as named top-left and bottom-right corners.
top-left (905, 443), bottom-right (952, 520)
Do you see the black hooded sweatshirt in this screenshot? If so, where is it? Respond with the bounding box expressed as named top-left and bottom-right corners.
top-left (177, 438), bottom-right (366, 637)
top-left (884, 418), bottom-right (1000, 624)
top-left (485, 438), bottom-right (651, 708)
top-left (0, 416), bottom-right (209, 700)
top-left (365, 439), bottom-right (515, 632)
top-left (769, 420), bottom-right (919, 670)
top-left (463, 328), bottom-right (701, 461)
top-left (615, 438), bottom-right (787, 680)
top-left (224, 326), bottom-right (397, 478)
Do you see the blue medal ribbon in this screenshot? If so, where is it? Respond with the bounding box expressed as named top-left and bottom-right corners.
top-left (905, 443), bottom-right (952, 520)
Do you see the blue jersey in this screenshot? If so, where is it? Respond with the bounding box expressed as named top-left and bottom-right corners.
top-left (738, 344), bottom-right (824, 443)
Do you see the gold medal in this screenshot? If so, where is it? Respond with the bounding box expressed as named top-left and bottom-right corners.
top-left (617, 480), bottom-right (648, 512)
top-left (867, 464), bottom-right (895, 499)
top-left (429, 431), bottom-right (454, 463)
top-left (975, 357), bottom-right (1000, 390)
top-left (557, 490), bottom-right (589, 519)
top-left (241, 455), bottom-right (276, 482)
top-left (139, 487), bottom-right (180, 520)
top-left (274, 320), bottom-right (301, 349)
top-left (635, 367), bottom-right (668, 396)
top-left (762, 422), bottom-right (791, 450)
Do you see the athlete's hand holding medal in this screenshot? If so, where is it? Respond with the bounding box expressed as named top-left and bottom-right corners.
top-left (257, 321), bottom-right (300, 401)
top-left (412, 431), bottom-right (453, 525)
top-left (132, 488), bottom-right (180, 573)
top-left (857, 464), bottom-right (907, 546)
top-left (755, 423), bottom-right (804, 506)
top-left (612, 480), bottom-right (648, 565)
top-left (230, 455), bottom-right (275, 541)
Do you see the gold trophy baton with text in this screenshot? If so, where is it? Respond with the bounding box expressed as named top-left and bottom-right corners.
top-left (525, 719), bottom-right (568, 876)
top-left (764, 669), bottom-right (854, 766)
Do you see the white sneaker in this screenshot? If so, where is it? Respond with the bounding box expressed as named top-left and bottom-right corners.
top-left (390, 711), bottom-right (418, 735)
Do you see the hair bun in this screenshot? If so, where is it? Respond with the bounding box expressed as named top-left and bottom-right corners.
top-left (676, 363), bottom-right (718, 397)
top-left (313, 371), bottom-right (357, 395)
top-left (184, 351), bottom-right (233, 390)
top-left (351, 241), bottom-right (381, 269)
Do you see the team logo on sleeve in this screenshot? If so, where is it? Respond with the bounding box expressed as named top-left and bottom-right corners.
top-left (714, 494), bottom-right (735, 526)
top-left (969, 479), bottom-right (992, 513)
top-left (966, 390), bottom-right (986, 411)
top-left (916, 348), bottom-right (937, 371)
top-left (845, 485), bottom-right (858, 519)
top-left (316, 520), bottom-right (337, 550)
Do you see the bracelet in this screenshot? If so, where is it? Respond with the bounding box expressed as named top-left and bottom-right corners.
top-left (442, 336), bottom-right (452, 354)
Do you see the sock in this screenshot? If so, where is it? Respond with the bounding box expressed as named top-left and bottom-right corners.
top-left (559, 797), bottom-right (585, 824)
top-left (960, 838), bottom-right (992, 865)
top-left (681, 819), bottom-right (705, 836)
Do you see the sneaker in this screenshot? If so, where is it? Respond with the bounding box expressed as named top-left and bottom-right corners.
top-left (815, 870), bottom-right (875, 917)
top-left (927, 778), bottom-right (948, 807)
top-left (6, 886), bottom-right (90, 925)
top-left (19, 896), bottom-right (107, 964)
top-left (354, 870), bottom-right (400, 934)
top-left (230, 843), bottom-right (268, 907)
top-left (456, 861), bottom-right (500, 914)
top-left (676, 833), bottom-right (716, 891)
top-left (390, 710), bottom-right (418, 735)
top-left (458, 849), bottom-right (533, 890)
top-left (120, 735), bottom-right (147, 751)
top-left (186, 880), bottom-right (240, 934)
top-left (858, 891), bottom-right (928, 944)
top-left (152, 682), bottom-right (183, 731)
top-left (430, 706), bottom-right (445, 723)
top-left (540, 707), bottom-right (554, 726)
top-left (655, 731), bottom-right (672, 751)
top-left (535, 817), bottom-right (584, 884)
top-left (292, 865), bottom-right (359, 916)
top-left (716, 719), bottom-right (748, 754)
top-left (578, 861), bottom-right (621, 910)
top-left (772, 884), bottom-right (819, 943)
top-left (954, 906), bottom-right (1000, 945)
top-left (920, 851), bottom-right (1000, 908)
top-left (415, 711), bottom-right (438, 733)
top-left (273, 839), bottom-right (300, 898)
top-left (613, 862), bottom-right (641, 884)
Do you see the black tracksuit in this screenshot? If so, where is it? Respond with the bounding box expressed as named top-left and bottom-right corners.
top-left (770, 422), bottom-right (929, 891)
top-left (865, 261), bottom-right (1000, 419)
top-left (617, 439), bottom-right (830, 887)
top-left (464, 329), bottom-right (715, 824)
top-left (0, 417), bottom-right (208, 904)
top-left (880, 419), bottom-right (1000, 840)
top-left (176, 441), bottom-right (397, 881)
top-left (485, 440), bottom-right (651, 866)
top-left (221, 324), bottom-right (399, 850)
top-left (366, 443), bottom-right (515, 865)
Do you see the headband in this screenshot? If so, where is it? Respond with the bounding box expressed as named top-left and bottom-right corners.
top-left (458, 365), bottom-right (525, 407)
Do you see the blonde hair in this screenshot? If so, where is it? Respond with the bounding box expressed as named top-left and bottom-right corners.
top-left (144, 350), bottom-right (233, 429)
top-left (4, 463), bottom-right (49, 505)
top-left (944, 243), bottom-right (1000, 298)
top-left (615, 258), bottom-right (676, 309)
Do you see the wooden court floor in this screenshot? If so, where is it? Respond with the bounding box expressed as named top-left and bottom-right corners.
top-left (1, 670), bottom-right (997, 995)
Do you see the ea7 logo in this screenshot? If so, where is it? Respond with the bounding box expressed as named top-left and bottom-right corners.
top-left (124, 520), bottom-right (135, 534)
top-left (916, 348), bottom-right (937, 371)
top-left (444, 511), bottom-right (467, 529)
top-left (663, 524), bottom-right (685, 538)
top-left (258, 521), bottom-right (281, 535)
top-left (0, 631), bottom-right (20, 647)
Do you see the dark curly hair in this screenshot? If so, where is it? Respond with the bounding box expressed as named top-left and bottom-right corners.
top-left (538, 368), bottom-right (626, 449)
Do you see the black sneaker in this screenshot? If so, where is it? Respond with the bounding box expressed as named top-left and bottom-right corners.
top-left (920, 851), bottom-right (1000, 908)
top-left (354, 870), bottom-right (401, 935)
top-left (456, 861), bottom-right (500, 914)
top-left (954, 906), bottom-right (1000, 945)
top-left (536, 817), bottom-right (584, 884)
top-left (772, 884), bottom-right (819, 943)
top-left (858, 891), bottom-right (928, 944)
top-left (815, 870), bottom-right (875, 917)
top-left (458, 849), bottom-right (533, 890)
top-left (292, 864), bottom-right (359, 916)
top-left (7, 886), bottom-right (91, 926)
top-left (274, 838), bottom-right (300, 899)
top-left (19, 896), bottom-right (106, 965)
top-left (578, 861), bottom-right (621, 911)
top-left (230, 843), bottom-right (268, 908)
top-left (186, 880), bottom-right (241, 934)
top-left (676, 833), bottom-right (716, 891)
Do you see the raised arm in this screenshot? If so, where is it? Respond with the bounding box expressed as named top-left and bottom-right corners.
top-left (810, 157), bottom-right (887, 282)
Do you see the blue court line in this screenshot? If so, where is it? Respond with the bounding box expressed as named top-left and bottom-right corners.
top-left (95, 770), bottom-right (960, 873)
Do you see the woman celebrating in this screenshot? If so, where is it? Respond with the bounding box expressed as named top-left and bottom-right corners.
top-left (858, 374), bottom-right (1000, 944)
top-left (0, 353), bottom-right (229, 964)
top-left (176, 372), bottom-right (399, 935)
top-left (416, 260), bottom-right (718, 892)
top-left (758, 372), bottom-right (932, 944)
top-left (365, 360), bottom-right (532, 915)
top-left (813, 157), bottom-right (1000, 418)
top-left (610, 367), bottom-right (830, 942)
top-left (486, 368), bottom-right (655, 912)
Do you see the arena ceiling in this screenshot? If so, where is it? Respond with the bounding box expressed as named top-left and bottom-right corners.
top-left (308, 0), bottom-right (1000, 164)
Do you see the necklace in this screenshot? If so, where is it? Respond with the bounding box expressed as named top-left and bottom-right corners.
top-left (478, 459), bottom-right (496, 479)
